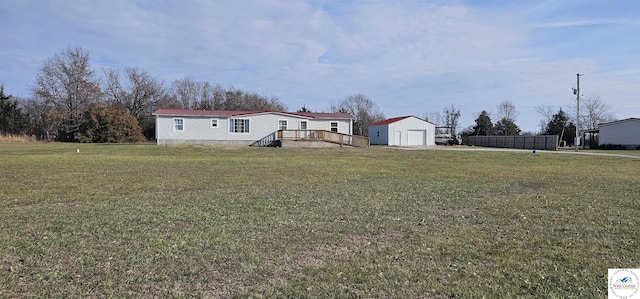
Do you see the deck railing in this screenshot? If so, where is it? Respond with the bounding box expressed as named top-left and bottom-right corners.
top-left (249, 132), bottom-right (280, 147)
top-left (277, 130), bottom-right (370, 148)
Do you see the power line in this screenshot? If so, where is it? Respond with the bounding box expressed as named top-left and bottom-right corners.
top-left (574, 73), bottom-right (583, 152)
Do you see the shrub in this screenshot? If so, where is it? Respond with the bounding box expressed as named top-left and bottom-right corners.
top-left (75, 103), bottom-right (146, 143)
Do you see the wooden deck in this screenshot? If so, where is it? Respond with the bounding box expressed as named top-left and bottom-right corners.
top-left (277, 130), bottom-right (370, 148)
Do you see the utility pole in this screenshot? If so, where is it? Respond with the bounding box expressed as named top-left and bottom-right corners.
top-left (575, 73), bottom-right (583, 152)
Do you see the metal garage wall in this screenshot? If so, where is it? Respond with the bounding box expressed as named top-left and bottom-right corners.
top-left (389, 117), bottom-right (435, 146)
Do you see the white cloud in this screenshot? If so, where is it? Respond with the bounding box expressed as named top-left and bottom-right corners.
top-left (1, 0), bottom-right (639, 131)
top-left (534, 18), bottom-right (637, 28)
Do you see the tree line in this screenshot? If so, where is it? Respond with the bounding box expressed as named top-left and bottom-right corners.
top-left (427, 100), bottom-right (523, 139)
top-left (2, 46), bottom-right (616, 144)
top-left (427, 97), bottom-right (615, 147)
top-left (1, 46), bottom-right (388, 142)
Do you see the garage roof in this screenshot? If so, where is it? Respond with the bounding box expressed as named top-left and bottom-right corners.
top-left (370, 115), bottom-right (434, 126)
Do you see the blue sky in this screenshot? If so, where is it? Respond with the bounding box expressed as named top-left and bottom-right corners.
top-left (1, 0), bottom-right (639, 132)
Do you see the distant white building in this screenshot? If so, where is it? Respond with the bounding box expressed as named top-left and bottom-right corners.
top-left (368, 116), bottom-right (436, 146)
top-left (599, 118), bottom-right (640, 149)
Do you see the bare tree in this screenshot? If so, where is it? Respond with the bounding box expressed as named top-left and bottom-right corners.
top-left (170, 77), bottom-right (200, 109)
top-left (32, 46), bottom-right (101, 141)
top-left (173, 81), bottom-right (285, 111)
top-left (497, 100), bottom-right (518, 122)
top-left (494, 100), bottom-right (520, 136)
top-left (535, 105), bottom-right (555, 134)
top-left (223, 87), bottom-right (244, 110)
top-left (170, 77), bottom-right (217, 110)
top-left (19, 96), bottom-right (53, 140)
top-left (104, 67), bottom-right (166, 120)
top-left (424, 112), bottom-right (444, 134)
top-left (443, 105), bottom-right (461, 135)
top-left (213, 84), bottom-right (226, 109)
top-left (424, 112), bottom-right (441, 124)
top-left (104, 67), bottom-right (167, 138)
top-left (194, 81), bottom-right (215, 110)
top-left (330, 94), bottom-right (385, 136)
top-left (579, 95), bottom-right (616, 129)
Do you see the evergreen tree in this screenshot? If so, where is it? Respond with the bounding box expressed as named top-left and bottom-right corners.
top-left (0, 84), bottom-right (27, 135)
top-left (297, 105), bottom-right (311, 113)
top-left (494, 118), bottom-right (521, 136)
top-left (472, 110), bottom-right (494, 135)
top-left (545, 109), bottom-right (575, 146)
top-left (545, 109), bottom-right (569, 135)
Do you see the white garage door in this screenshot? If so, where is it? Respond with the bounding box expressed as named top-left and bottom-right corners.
top-left (407, 130), bottom-right (426, 145)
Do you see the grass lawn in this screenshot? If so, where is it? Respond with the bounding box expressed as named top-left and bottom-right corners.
top-left (580, 149), bottom-right (640, 157)
top-left (1, 143), bottom-right (639, 298)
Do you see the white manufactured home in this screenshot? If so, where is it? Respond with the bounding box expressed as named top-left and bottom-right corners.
top-left (368, 116), bottom-right (436, 146)
top-left (599, 118), bottom-right (640, 149)
top-left (153, 109), bottom-right (357, 146)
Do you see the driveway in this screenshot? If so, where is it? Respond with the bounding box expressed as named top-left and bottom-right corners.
top-left (398, 145), bottom-right (640, 159)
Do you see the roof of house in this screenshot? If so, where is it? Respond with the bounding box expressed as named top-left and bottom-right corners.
top-left (599, 117), bottom-right (640, 127)
top-left (369, 115), bottom-right (434, 126)
top-left (152, 109), bottom-right (353, 119)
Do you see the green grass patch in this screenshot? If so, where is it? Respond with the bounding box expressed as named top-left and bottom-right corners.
top-left (580, 149), bottom-right (640, 156)
top-left (1, 143), bottom-right (639, 297)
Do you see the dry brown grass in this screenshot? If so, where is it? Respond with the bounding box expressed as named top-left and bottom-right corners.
top-left (0, 134), bottom-right (39, 142)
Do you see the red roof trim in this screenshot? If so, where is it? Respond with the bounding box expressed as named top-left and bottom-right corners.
top-left (370, 116), bottom-right (411, 126)
top-left (152, 109), bottom-right (353, 119)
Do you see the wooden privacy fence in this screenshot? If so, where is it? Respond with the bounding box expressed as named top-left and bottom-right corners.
top-left (278, 130), bottom-right (370, 148)
top-left (467, 135), bottom-right (558, 151)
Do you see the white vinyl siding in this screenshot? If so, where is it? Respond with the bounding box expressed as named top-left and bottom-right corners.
top-left (599, 118), bottom-right (640, 148)
top-left (368, 116), bottom-right (436, 146)
top-left (155, 112), bottom-right (352, 145)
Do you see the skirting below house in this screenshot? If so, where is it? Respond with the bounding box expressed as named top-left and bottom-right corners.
top-left (598, 143), bottom-right (640, 150)
top-left (280, 140), bottom-right (343, 148)
top-left (157, 139), bottom-right (254, 146)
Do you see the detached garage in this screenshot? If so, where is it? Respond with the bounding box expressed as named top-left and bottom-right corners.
top-left (599, 118), bottom-right (640, 149)
top-left (368, 116), bottom-right (436, 146)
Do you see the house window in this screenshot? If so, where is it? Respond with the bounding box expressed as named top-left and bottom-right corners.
top-left (174, 118), bottom-right (184, 131)
top-left (330, 122), bottom-right (338, 132)
top-left (229, 118), bottom-right (250, 133)
top-left (210, 118), bottom-right (218, 128)
top-left (279, 120), bottom-right (287, 130)
top-left (300, 121), bottom-right (308, 130)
